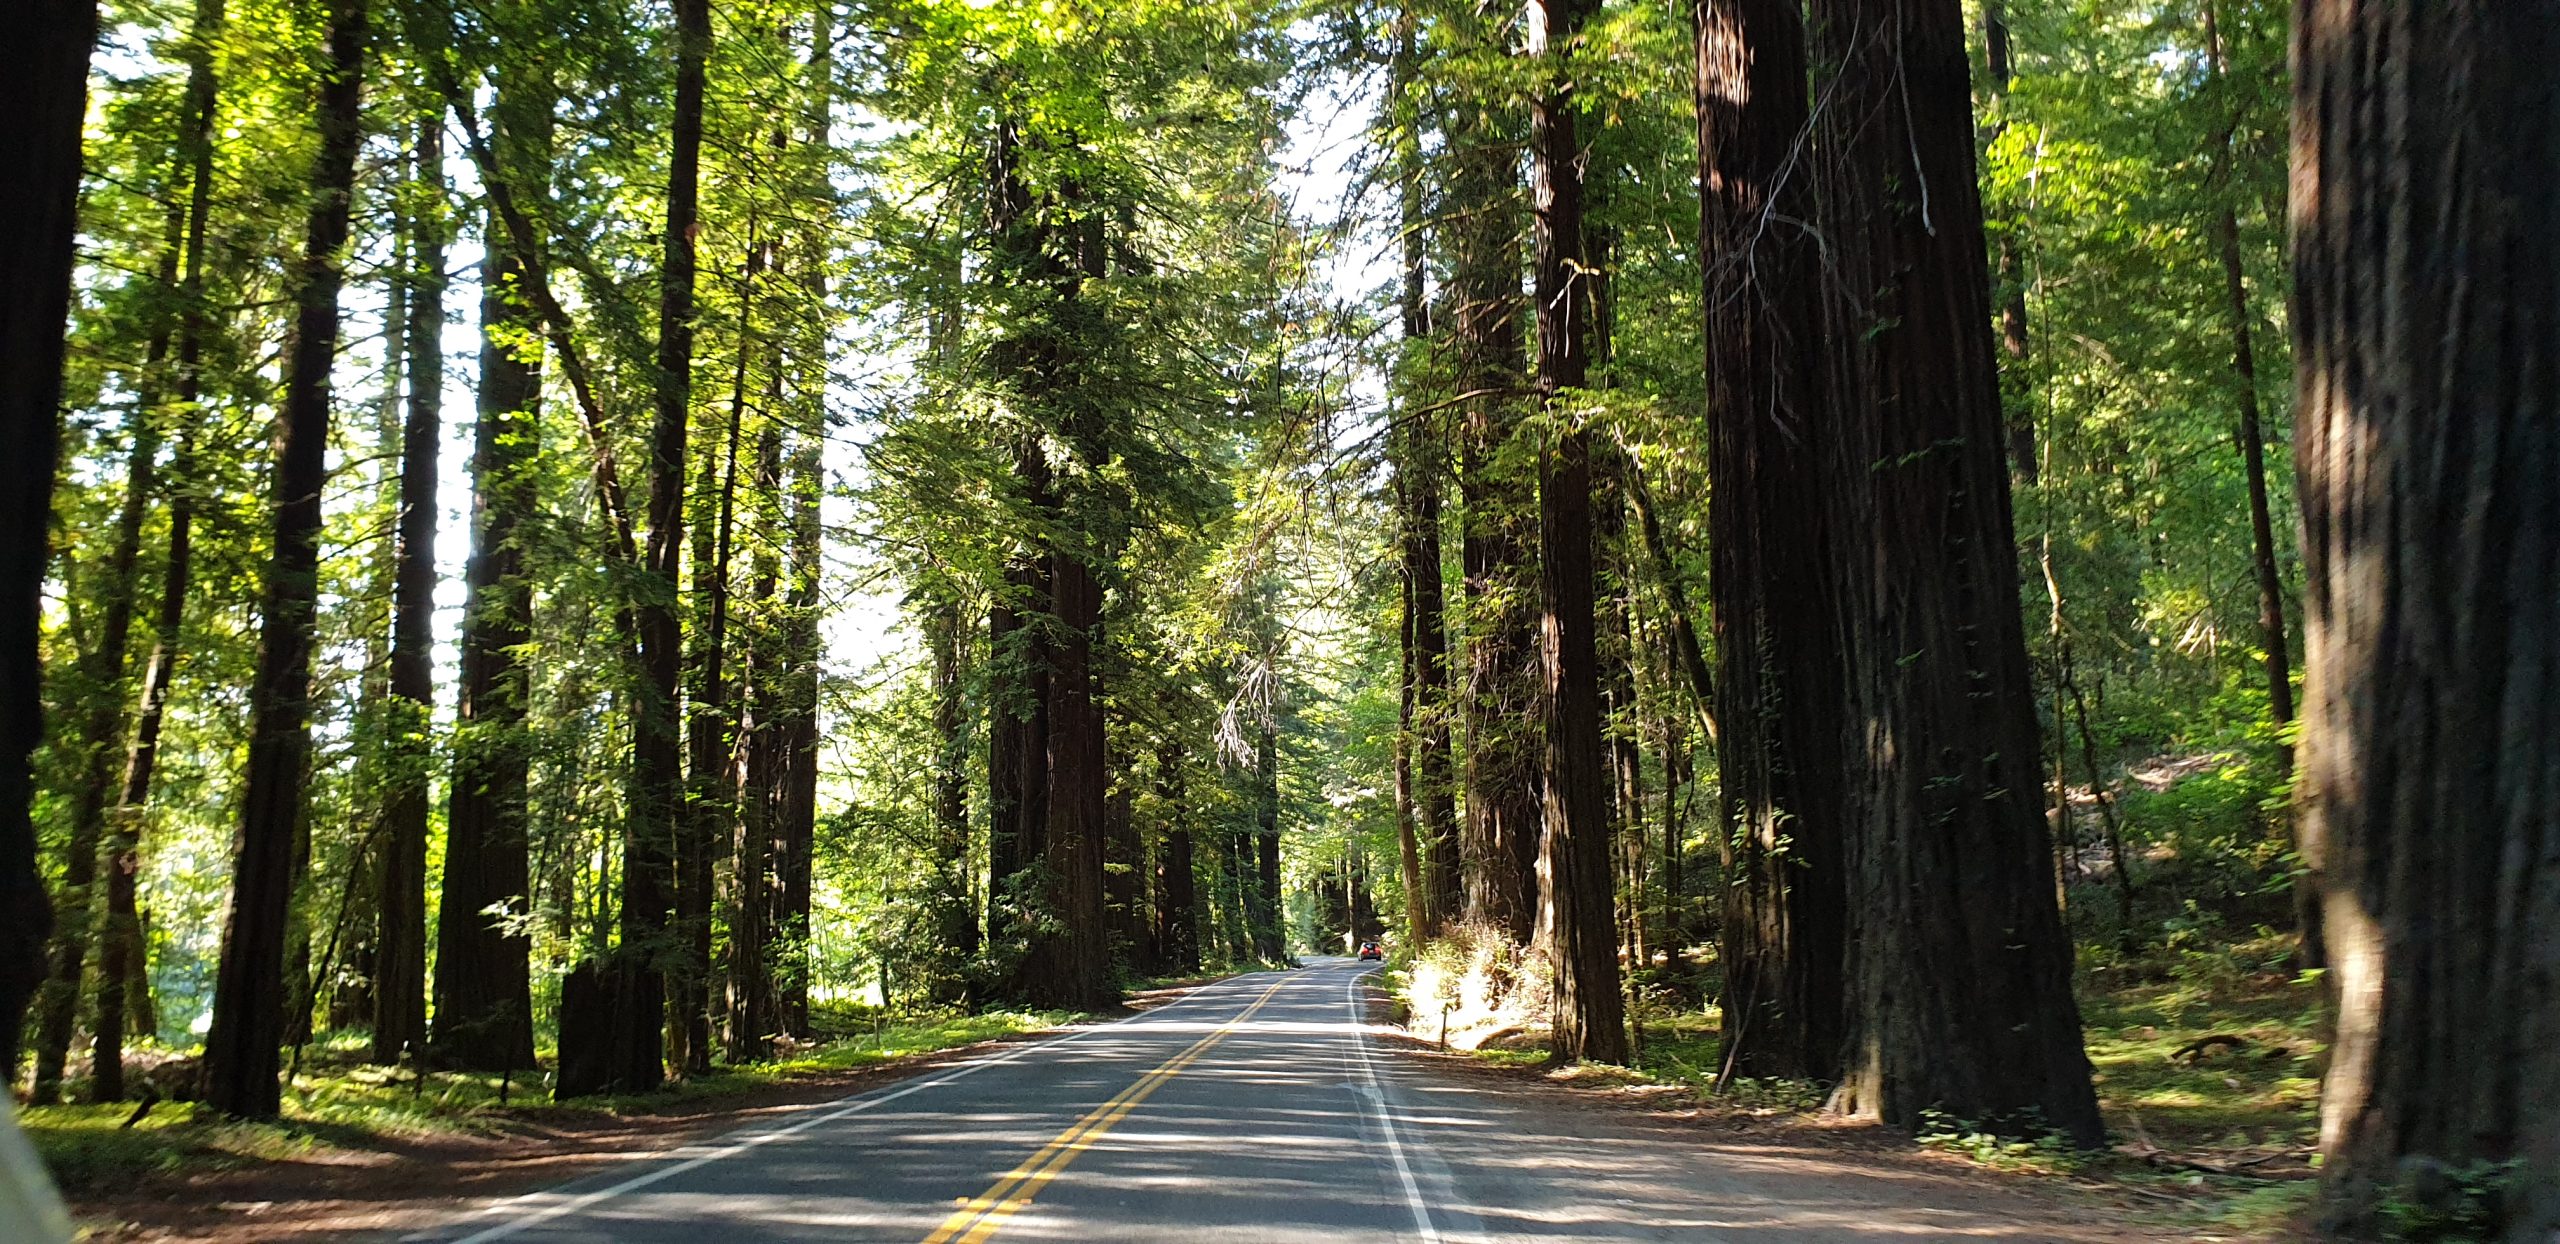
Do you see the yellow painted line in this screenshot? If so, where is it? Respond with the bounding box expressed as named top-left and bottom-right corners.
top-left (921, 974), bottom-right (1293, 1244)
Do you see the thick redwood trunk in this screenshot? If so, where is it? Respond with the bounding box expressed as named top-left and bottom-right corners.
top-left (1529, 0), bottom-right (1624, 1065)
top-left (602, 0), bottom-right (710, 1096)
top-left (677, 235), bottom-right (752, 1076)
top-left (772, 414), bottom-right (821, 1037)
top-left (1152, 744), bottom-right (1198, 972)
top-left (924, 592), bottom-right (978, 1001)
top-left (1448, 22), bottom-right (1541, 941)
top-left (1247, 728), bottom-right (1285, 961)
top-left (2, 0), bottom-right (97, 1086)
top-left (202, 0), bottom-right (367, 1118)
top-left (2290, 4), bottom-right (2560, 1233)
top-left (372, 115), bottom-right (445, 1067)
top-left (1027, 550), bottom-right (1111, 1006)
top-left (1806, 0), bottom-right (2099, 1145)
top-left (431, 60), bottom-right (546, 1076)
top-left (1696, 0), bottom-right (1847, 1082)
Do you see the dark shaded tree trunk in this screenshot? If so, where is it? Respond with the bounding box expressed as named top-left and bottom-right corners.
top-left (1029, 544), bottom-right (1111, 1005)
top-left (372, 113), bottom-right (445, 1068)
top-left (924, 591), bottom-right (978, 1002)
top-left (597, 0), bottom-right (710, 1096)
top-left (677, 227), bottom-right (754, 1077)
top-left (771, 413), bottom-right (821, 1039)
top-left (1247, 727), bottom-right (1285, 961)
top-left (1529, 0), bottom-right (1624, 1065)
top-left (2290, 4), bottom-right (2560, 1234)
top-left (769, 7), bottom-right (831, 1041)
top-left (2, 0), bottom-right (97, 1088)
top-left (432, 62), bottom-right (547, 1076)
top-left (1152, 743), bottom-right (1197, 973)
top-left (201, 0), bottom-right (367, 1118)
top-left (1448, 12), bottom-right (1541, 941)
top-left (725, 403), bottom-right (783, 1061)
top-left (1805, 0), bottom-right (2100, 1145)
top-left (1392, 11), bottom-right (1459, 942)
top-left (1695, 0), bottom-right (1847, 1083)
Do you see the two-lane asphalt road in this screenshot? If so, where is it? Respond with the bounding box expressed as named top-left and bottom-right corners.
top-left (405, 960), bottom-right (2126, 1243)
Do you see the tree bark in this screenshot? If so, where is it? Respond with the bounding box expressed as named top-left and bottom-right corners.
top-left (1392, 10), bottom-right (1459, 941)
top-left (1448, 8), bottom-right (1541, 942)
top-left (1807, 0), bottom-right (2100, 1145)
top-left (372, 112), bottom-right (445, 1068)
top-left (1, 0), bottom-right (96, 1088)
top-left (1696, 0), bottom-right (1848, 1083)
top-left (1152, 743), bottom-right (1198, 972)
top-left (2291, 3), bottom-right (2560, 1234)
top-left (600, 0), bottom-right (710, 1095)
top-left (432, 60), bottom-right (547, 1076)
top-left (677, 224), bottom-right (755, 1077)
top-left (1248, 726), bottom-right (1286, 962)
top-left (201, 0), bottom-right (367, 1118)
top-left (1529, 0), bottom-right (1625, 1065)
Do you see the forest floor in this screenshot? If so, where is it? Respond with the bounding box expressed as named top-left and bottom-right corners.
top-left (22, 993), bottom-right (1180, 1242)
top-left (1412, 931), bottom-right (2324, 1243)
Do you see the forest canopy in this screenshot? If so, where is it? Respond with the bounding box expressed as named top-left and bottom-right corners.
top-left (4, 0), bottom-right (2554, 1238)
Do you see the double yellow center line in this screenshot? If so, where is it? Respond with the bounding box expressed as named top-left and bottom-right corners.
top-left (919, 974), bottom-right (1294, 1244)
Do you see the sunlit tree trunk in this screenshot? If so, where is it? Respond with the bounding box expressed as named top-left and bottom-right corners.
top-left (2291, 3), bottom-right (2560, 1233)
top-left (1806, 0), bottom-right (2100, 1144)
top-left (202, 0), bottom-right (367, 1118)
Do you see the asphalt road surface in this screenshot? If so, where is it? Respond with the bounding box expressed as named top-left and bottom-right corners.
top-left (403, 959), bottom-right (2114, 1244)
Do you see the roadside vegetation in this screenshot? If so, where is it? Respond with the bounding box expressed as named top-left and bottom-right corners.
top-left (22, 1007), bottom-right (1066, 1198)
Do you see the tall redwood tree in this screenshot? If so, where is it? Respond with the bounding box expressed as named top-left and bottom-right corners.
top-left (2292, 2), bottom-right (2560, 1233)
top-left (1805, 0), bottom-right (2101, 1144)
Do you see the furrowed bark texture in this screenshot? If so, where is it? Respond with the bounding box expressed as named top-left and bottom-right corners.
top-left (607, 0), bottom-right (710, 1094)
top-left (1696, 0), bottom-right (1847, 1082)
top-left (1805, 0), bottom-right (2101, 1144)
top-left (1447, 15), bottom-right (1542, 941)
top-left (203, 0), bottom-right (367, 1118)
top-left (1530, 0), bottom-right (1625, 1065)
top-left (2291, 3), bottom-right (2560, 1235)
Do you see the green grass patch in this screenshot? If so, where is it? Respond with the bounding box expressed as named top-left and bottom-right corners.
top-left (23, 1008), bottom-right (1070, 1198)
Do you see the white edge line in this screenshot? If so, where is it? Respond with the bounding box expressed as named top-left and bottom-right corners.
top-left (1346, 967), bottom-right (1440, 1244)
top-left (433, 973), bottom-right (1276, 1244)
